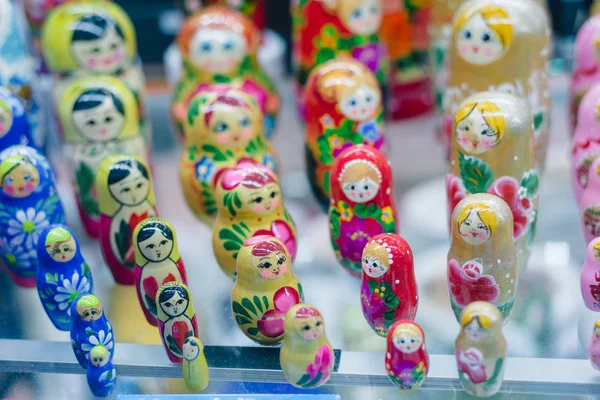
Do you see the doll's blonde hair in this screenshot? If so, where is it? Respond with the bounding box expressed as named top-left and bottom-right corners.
top-left (461, 311), bottom-right (491, 329)
top-left (0, 155), bottom-right (31, 182)
top-left (317, 61), bottom-right (379, 104)
top-left (455, 5), bottom-right (514, 48)
top-left (364, 241), bottom-right (390, 267)
top-left (457, 203), bottom-right (498, 236)
top-left (339, 159), bottom-right (382, 186)
top-left (393, 322), bottom-right (423, 341)
top-left (455, 101), bottom-right (506, 145)
top-left (45, 227), bottom-right (72, 245)
top-left (77, 295), bottom-right (101, 309)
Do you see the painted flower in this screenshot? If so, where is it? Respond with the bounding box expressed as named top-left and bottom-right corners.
top-left (448, 259), bottom-right (499, 307)
top-left (328, 134), bottom-right (342, 149)
top-left (81, 324), bottom-right (114, 358)
top-left (53, 271), bottom-right (92, 315)
top-left (487, 177), bottom-right (533, 240)
top-left (257, 286), bottom-right (301, 338)
top-left (381, 206), bottom-right (394, 224)
top-left (446, 174), bottom-right (466, 218)
top-left (255, 220), bottom-right (297, 260)
top-left (338, 216), bottom-right (382, 264)
top-left (262, 155), bottom-right (277, 172)
top-left (240, 80), bottom-right (267, 111)
top-left (352, 43), bottom-right (385, 73)
top-left (357, 120), bottom-right (381, 142)
top-left (456, 348), bottom-right (487, 384)
top-left (0, 238), bottom-right (36, 269)
top-left (196, 157), bottom-right (215, 183)
top-left (305, 345), bottom-right (333, 382)
top-left (319, 114), bottom-right (335, 129)
top-left (337, 201), bottom-right (354, 222)
top-left (7, 208), bottom-right (49, 248)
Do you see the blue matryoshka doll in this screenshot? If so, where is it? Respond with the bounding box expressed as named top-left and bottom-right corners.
top-left (0, 86), bottom-right (36, 151)
top-left (87, 344), bottom-right (117, 397)
top-left (0, 145), bottom-right (65, 288)
top-left (70, 294), bottom-right (114, 369)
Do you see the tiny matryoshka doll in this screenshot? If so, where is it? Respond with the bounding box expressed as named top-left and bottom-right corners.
top-left (173, 7), bottom-right (279, 140)
top-left (86, 344), bottom-right (117, 398)
top-left (180, 88), bottom-right (276, 226)
top-left (280, 304), bottom-right (334, 389)
top-left (447, 92), bottom-right (537, 271)
top-left (232, 236), bottom-right (304, 345)
top-left (589, 321), bottom-right (600, 371)
top-left (96, 155), bottom-right (158, 285)
top-left (213, 162), bottom-right (297, 279)
top-left (580, 238), bottom-right (600, 311)
top-left (133, 217), bottom-right (188, 326)
top-left (305, 58), bottom-right (386, 210)
top-left (329, 145), bottom-right (397, 276)
top-left (580, 157), bottom-right (600, 244)
top-left (36, 225), bottom-right (93, 331)
top-left (361, 234), bottom-right (417, 336)
top-left (70, 294), bottom-right (114, 369)
top-left (385, 320), bottom-right (429, 390)
top-left (156, 282), bottom-right (199, 363)
top-left (183, 336), bottom-right (209, 392)
top-left (0, 87), bottom-right (36, 151)
top-left (442, 0), bottom-right (550, 169)
top-left (448, 194), bottom-right (517, 321)
top-left (455, 301), bottom-right (506, 397)
top-left (59, 75), bottom-right (147, 239)
top-left (0, 146), bottom-right (66, 287)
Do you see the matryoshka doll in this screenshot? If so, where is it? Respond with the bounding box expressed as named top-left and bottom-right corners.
top-left (0, 145), bottom-right (65, 287)
top-left (232, 236), bottom-right (304, 345)
top-left (86, 344), bottom-right (117, 398)
top-left (448, 194), bottom-right (517, 321)
top-left (59, 76), bottom-right (147, 239)
top-left (580, 238), bottom-right (600, 311)
top-left (96, 155), bottom-right (158, 285)
top-left (447, 92), bottom-right (537, 271)
top-left (588, 321), bottom-right (600, 371)
top-left (173, 7), bottom-right (279, 140)
top-left (195, 0), bottom-right (266, 31)
top-left (156, 282), bottom-right (199, 363)
top-left (442, 0), bottom-right (550, 169)
top-left (385, 320), bottom-right (429, 390)
top-left (580, 157), bottom-right (600, 244)
top-left (182, 336), bottom-right (209, 392)
top-left (70, 294), bottom-right (114, 369)
top-left (329, 145), bottom-right (397, 276)
top-left (361, 234), bottom-right (417, 336)
top-left (455, 301), bottom-right (506, 397)
top-left (180, 88), bottom-right (276, 226)
top-left (305, 58), bottom-right (386, 210)
top-left (213, 162), bottom-right (297, 279)
top-left (133, 217), bottom-right (188, 326)
top-left (280, 304), bottom-right (334, 389)
top-left (36, 224), bottom-right (93, 331)
top-left (0, 87), bottom-right (36, 151)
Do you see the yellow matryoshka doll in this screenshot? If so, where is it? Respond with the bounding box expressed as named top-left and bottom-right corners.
top-left (182, 336), bottom-right (209, 392)
top-left (180, 88), bottom-right (276, 226)
top-left (446, 92), bottom-right (537, 271)
top-left (58, 75), bottom-right (147, 239)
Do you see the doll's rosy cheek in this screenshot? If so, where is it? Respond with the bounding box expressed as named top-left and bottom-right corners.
top-left (254, 204), bottom-right (263, 213)
top-left (86, 57), bottom-right (98, 68)
top-left (25, 182), bottom-right (35, 191)
top-left (261, 270), bottom-right (271, 279)
top-left (3, 185), bottom-right (14, 195)
top-left (217, 134), bottom-right (228, 144)
top-left (242, 128), bottom-right (252, 139)
top-left (303, 331), bottom-right (313, 339)
top-left (113, 49), bottom-right (124, 62)
top-left (280, 263), bottom-right (288, 274)
top-left (271, 197), bottom-right (279, 208)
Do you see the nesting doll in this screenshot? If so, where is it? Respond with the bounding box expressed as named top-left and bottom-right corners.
top-left (455, 301), bottom-right (506, 397)
top-left (580, 238), bottom-right (600, 311)
top-left (40, 1), bottom-right (152, 146)
top-left (385, 320), bottom-right (429, 390)
top-left (156, 282), bottom-right (199, 363)
top-left (133, 217), bottom-right (188, 326)
top-left (589, 321), bottom-right (600, 371)
top-left (280, 304), bottom-right (334, 389)
top-left (442, 0), bottom-right (550, 169)
top-left (70, 294), bottom-right (114, 369)
top-left (447, 92), bottom-right (537, 271)
top-left (172, 7), bottom-right (279, 140)
top-left (360, 234), bottom-right (417, 336)
top-left (96, 155), bottom-right (158, 285)
top-left (180, 88), bottom-right (276, 226)
top-left (59, 76), bottom-right (147, 239)
top-left (329, 145), bottom-right (397, 276)
top-left (182, 336), bottom-right (209, 392)
top-left (213, 162), bottom-right (297, 279)
top-left (181, 0), bottom-right (265, 31)
top-left (0, 87), bottom-right (36, 151)
top-left (0, 146), bottom-right (66, 288)
top-left (232, 236), bottom-right (304, 345)
top-left (86, 344), bottom-right (117, 398)
top-left (36, 225), bottom-right (93, 331)
top-left (581, 157), bottom-right (600, 244)
top-left (305, 58), bottom-right (386, 210)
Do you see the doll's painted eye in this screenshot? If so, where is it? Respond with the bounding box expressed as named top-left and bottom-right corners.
top-left (86, 119), bottom-right (97, 126)
top-left (23, 174), bottom-right (30, 182)
top-left (373, 262), bottom-right (378, 269)
top-left (223, 41), bottom-right (234, 51)
top-left (160, 240), bottom-right (168, 246)
top-left (4, 177), bottom-right (12, 185)
top-left (240, 118), bottom-right (250, 127)
top-left (370, 6), bottom-right (378, 14)
top-left (478, 223), bottom-right (488, 231)
top-left (136, 182), bottom-right (144, 189)
top-left (366, 96), bottom-right (372, 103)
top-left (147, 244), bottom-right (155, 249)
top-left (315, 320), bottom-right (321, 326)
top-left (215, 122), bottom-right (228, 132)
top-left (104, 116), bottom-right (113, 123)
top-left (463, 220), bottom-right (471, 227)
top-left (350, 99), bottom-right (357, 107)
top-left (177, 299), bottom-right (184, 305)
top-left (464, 31), bottom-right (472, 39)
top-left (110, 42), bottom-right (119, 50)
top-left (253, 197), bottom-right (263, 203)
top-left (91, 47), bottom-right (101, 54)
top-left (411, 338), bottom-right (415, 343)
top-left (165, 302), bottom-right (172, 308)
top-left (352, 8), bottom-right (361, 19)
top-left (303, 325), bottom-right (311, 331)
top-left (201, 42), bottom-right (212, 52)
top-left (482, 33), bottom-right (491, 42)
top-left (400, 338), bottom-right (405, 343)
top-left (270, 191), bottom-right (277, 199)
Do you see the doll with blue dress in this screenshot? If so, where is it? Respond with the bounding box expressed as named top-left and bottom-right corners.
top-left (87, 344), bottom-right (117, 397)
top-left (70, 294), bottom-right (114, 369)
top-left (0, 86), bottom-right (36, 151)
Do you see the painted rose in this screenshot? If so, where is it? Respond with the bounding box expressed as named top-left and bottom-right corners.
top-left (256, 286), bottom-right (301, 338)
top-left (352, 43), bottom-right (385, 73)
top-left (338, 216), bottom-right (382, 263)
top-left (487, 177), bottom-right (532, 240)
top-left (448, 259), bottom-right (500, 307)
top-left (446, 174), bottom-right (467, 217)
top-left (305, 344), bottom-right (333, 383)
top-left (456, 348), bottom-right (487, 384)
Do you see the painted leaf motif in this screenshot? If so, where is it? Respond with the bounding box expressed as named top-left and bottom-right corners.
top-left (354, 203), bottom-right (382, 219)
top-left (458, 151), bottom-right (494, 194)
top-left (317, 136), bottom-right (334, 165)
top-left (115, 220), bottom-right (131, 263)
top-left (315, 48), bottom-right (336, 65)
top-left (232, 301), bottom-right (251, 319)
top-left (368, 280), bottom-right (378, 292)
top-left (166, 334), bottom-right (182, 356)
top-left (242, 298), bottom-right (257, 316)
top-left (219, 228), bottom-right (244, 244)
top-left (201, 144), bottom-right (227, 162)
top-left (247, 327), bottom-right (259, 336)
top-left (533, 111), bottom-right (544, 131)
top-left (187, 96), bottom-right (203, 125)
top-left (144, 294), bottom-right (157, 316)
top-left (520, 170), bottom-right (539, 198)
top-left (45, 272), bottom-right (58, 285)
top-left (76, 162), bottom-right (95, 194)
top-left (330, 209), bottom-right (341, 238)
top-left (484, 357), bottom-right (505, 390)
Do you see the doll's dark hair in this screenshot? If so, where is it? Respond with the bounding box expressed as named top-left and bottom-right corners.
top-left (158, 285), bottom-right (189, 304)
top-left (73, 88), bottom-right (125, 116)
top-left (107, 159), bottom-right (149, 185)
top-left (72, 15), bottom-right (125, 43)
top-left (137, 221), bottom-right (173, 243)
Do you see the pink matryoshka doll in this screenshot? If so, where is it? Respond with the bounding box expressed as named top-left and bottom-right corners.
top-left (580, 237), bottom-right (600, 311)
top-left (360, 234), bottom-right (418, 336)
top-left (581, 157), bottom-right (600, 245)
top-left (571, 15), bottom-right (600, 135)
top-left (589, 320), bottom-right (600, 371)
top-left (385, 320), bottom-right (429, 390)
top-left (329, 145), bottom-right (398, 276)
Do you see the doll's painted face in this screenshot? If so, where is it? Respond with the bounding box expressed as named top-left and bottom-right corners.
top-left (1, 159), bottom-right (40, 198)
top-left (340, 162), bottom-right (381, 203)
top-left (458, 209), bottom-right (492, 245)
top-left (0, 102), bottom-right (13, 137)
top-left (190, 28), bottom-right (247, 74)
top-left (90, 348), bottom-right (110, 367)
top-left (77, 301), bottom-right (103, 322)
top-left (206, 103), bottom-right (254, 148)
top-left (72, 91), bottom-right (125, 142)
top-left (392, 325), bottom-right (423, 354)
top-left (71, 17), bottom-right (128, 74)
top-left (594, 323), bottom-right (600, 337)
top-left (46, 236), bottom-right (77, 262)
top-left (455, 107), bottom-right (501, 154)
top-left (456, 13), bottom-right (505, 65)
top-left (108, 163), bottom-right (151, 206)
top-left (254, 250), bottom-right (288, 280)
top-left (340, 0), bottom-right (382, 35)
top-left (594, 243), bottom-right (600, 262)
top-left (339, 84), bottom-right (380, 122)
top-left (241, 182), bottom-right (280, 215)
top-left (294, 314), bottom-right (325, 341)
top-left (183, 338), bottom-right (200, 361)
top-left (362, 242), bottom-right (389, 278)
top-left (139, 229), bottom-right (173, 262)
top-left (464, 317), bottom-right (489, 341)
top-left (160, 291), bottom-right (188, 317)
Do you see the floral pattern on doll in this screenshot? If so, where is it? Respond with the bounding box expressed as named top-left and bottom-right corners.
top-left (386, 322), bottom-right (428, 390)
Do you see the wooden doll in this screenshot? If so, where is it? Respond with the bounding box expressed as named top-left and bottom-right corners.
top-left (455, 301), bottom-right (506, 397)
top-left (447, 92), bottom-right (537, 271)
top-left (385, 320), bottom-right (429, 390)
top-left (360, 234), bottom-right (417, 336)
top-left (183, 336), bottom-right (209, 392)
top-left (156, 282), bottom-right (199, 363)
top-left (172, 7), bottom-right (279, 140)
top-left (329, 145), bottom-right (397, 276)
top-left (70, 294), bottom-right (114, 369)
top-left (133, 217), bottom-right (188, 326)
top-left (36, 225), bottom-right (94, 331)
top-left (96, 155), bottom-right (158, 285)
top-left (305, 58), bottom-right (386, 210)
top-left (86, 344), bottom-right (117, 398)
top-left (0, 145), bottom-right (65, 288)
top-left (213, 161), bottom-right (297, 279)
top-left (180, 88), bottom-right (276, 226)
top-left (59, 76), bottom-right (147, 239)
top-left (448, 194), bottom-right (517, 321)
top-left (280, 304), bottom-right (334, 389)
top-left (232, 235), bottom-right (304, 345)
top-left (0, 87), bottom-right (36, 151)
top-left (442, 0), bottom-right (550, 169)
top-left (581, 157), bottom-right (600, 245)
top-left (580, 238), bottom-right (600, 311)
top-left (588, 321), bottom-right (600, 371)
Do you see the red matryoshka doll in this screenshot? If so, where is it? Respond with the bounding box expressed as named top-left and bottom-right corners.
top-left (385, 320), bottom-right (429, 390)
top-left (305, 57), bottom-right (386, 210)
top-left (360, 234), bottom-right (418, 336)
top-left (329, 145), bottom-right (398, 276)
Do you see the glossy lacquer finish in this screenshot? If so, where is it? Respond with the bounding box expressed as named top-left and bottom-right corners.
top-left (385, 320), bottom-right (429, 390)
top-left (86, 344), bottom-right (117, 397)
top-left (182, 336), bottom-right (209, 392)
